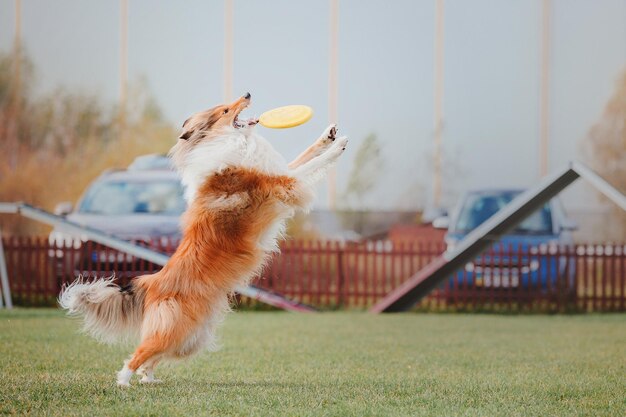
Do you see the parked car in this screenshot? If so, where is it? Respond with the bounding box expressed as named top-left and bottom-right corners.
top-left (434, 189), bottom-right (577, 291)
top-left (49, 155), bottom-right (185, 276)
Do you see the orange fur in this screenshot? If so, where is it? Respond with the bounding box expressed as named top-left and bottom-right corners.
top-left (127, 167), bottom-right (308, 372)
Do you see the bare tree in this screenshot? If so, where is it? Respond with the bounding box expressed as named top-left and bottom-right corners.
top-left (0, 49), bottom-right (33, 171)
top-left (342, 133), bottom-right (383, 207)
top-left (341, 133), bottom-right (383, 234)
top-left (584, 69), bottom-right (626, 233)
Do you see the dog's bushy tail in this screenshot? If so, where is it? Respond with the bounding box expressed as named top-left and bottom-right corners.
top-left (59, 277), bottom-right (145, 344)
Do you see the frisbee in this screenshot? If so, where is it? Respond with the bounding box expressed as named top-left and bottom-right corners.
top-left (259, 105), bottom-right (313, 129)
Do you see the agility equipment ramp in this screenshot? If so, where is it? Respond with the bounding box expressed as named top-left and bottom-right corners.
top-left (0, 203), bottom-right (316, 312)
top-left (371, 161), bottom-right (626, 313)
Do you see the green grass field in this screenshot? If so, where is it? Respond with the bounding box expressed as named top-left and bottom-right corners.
top-left (1, 310), bottom-right (624, 416)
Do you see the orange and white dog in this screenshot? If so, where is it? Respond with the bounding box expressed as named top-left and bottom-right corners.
top-left (59, 93), bottom-right (347, 386)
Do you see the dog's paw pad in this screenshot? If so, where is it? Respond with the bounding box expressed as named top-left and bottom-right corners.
top-left (328, 125), bottom-right (337, 141)
top-left (319, 124), bottom-right (337, 145)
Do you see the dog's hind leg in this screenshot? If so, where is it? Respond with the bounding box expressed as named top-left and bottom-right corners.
top-left (117, 359), bottom-right (134, 387)
top-left (137, 356), bottom-right (162, 384)
top-left (288, 124), bottom-right (337, 169)
top-left (117, 297), bottom-right (189, 386)
top-left (117, 335), bottom-right (170, 386)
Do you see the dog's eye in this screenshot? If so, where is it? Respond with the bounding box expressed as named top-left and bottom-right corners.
top-left (222, 109), bottom-right (229, 115)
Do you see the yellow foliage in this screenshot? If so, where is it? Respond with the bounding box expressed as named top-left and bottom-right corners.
top-left (0, 51), bottom-right (177, 235)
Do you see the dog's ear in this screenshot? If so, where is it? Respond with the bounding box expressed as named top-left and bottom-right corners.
top-left (179, 108), bottom-right (224, 140)
top-left (179, 117), bottom-right (193, 140)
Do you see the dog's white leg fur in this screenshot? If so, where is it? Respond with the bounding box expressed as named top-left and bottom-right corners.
top-left (288, 124), bottom-right (337, 169)
top-left (317, 124), bottom-right (337, 148)
top-left (116, 360), bottom-right (133, 387)
top-left (135, 354), bottom-right (163, 384)
top-left (139, 368), bottom-right (161, 384)
top-left (292, 136), bottom-right (348, 182)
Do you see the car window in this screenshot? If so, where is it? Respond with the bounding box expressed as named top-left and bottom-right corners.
top-left (78, 180), bottom-right (186, 215)
top-left (455, 192), bottom-right (553, 234)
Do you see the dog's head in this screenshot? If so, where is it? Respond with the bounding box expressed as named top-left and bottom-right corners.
top-left (170, 93), bottom-right (286, 203)
top-left (178, 92), bottom-right (258, 141)
top-left (170, 93), bottom-right (259, 171)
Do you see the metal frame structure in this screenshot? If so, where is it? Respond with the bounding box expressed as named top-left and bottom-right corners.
top-left (0, 229), bottom-right (12, 308)
top-left (0, 203), bottom-right (315, 312)
top-left (371, 161), bottom-right (626, 313)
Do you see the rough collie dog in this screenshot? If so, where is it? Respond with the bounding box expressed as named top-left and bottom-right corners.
top-left (59, 93), bottom-right (347, 386)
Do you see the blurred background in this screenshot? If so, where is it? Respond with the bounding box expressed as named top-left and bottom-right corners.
top-left (0, 0), bottom-right (624, 240)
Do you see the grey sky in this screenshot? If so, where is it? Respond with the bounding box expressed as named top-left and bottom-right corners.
top-left (1, 0), bottom-right (625, 212)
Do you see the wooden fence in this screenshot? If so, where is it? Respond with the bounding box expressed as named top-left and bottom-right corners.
top-left (2, 236), bottom-right (625, 312)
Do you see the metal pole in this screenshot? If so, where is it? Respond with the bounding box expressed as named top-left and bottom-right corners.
top-left (119, 0), bottom-right (128, 128)
top-left (9, 0), bottom-right (22, 171)
top-left (0, 229), bottom-right (13, 309)
top-left (572, 162), bottom-right (626, 212)
top-left (13, 0), bottom-right (21, 112)
top-left (327, 0), bottom-right (339, 209)
top-left (223, 0), bottom-right (234, 102)
top-left (539, 0), bottom-right (551, 177)
top-left (433, 0), bottom-right (445, 207)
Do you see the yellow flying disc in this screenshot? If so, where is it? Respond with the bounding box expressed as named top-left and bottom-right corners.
top-left (259, 105), bottom-right (313, 129)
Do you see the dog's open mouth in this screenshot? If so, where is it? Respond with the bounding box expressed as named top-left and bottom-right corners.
top-left (233, 111), bottom-right (258, 129)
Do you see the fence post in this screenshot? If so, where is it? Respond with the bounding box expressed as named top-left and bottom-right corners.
top-left (560, 245), bottom-right (567, 310)
top-left (619, 244), bottom-right (626, 311)
top-left (337, 243), bottom-right (345, 308)
top-left (569, 245), bottom-right (577, 310)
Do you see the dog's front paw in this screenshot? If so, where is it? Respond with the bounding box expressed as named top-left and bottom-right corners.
top-left (336, 136), bottom-right (348, 151)
top-left (326, 124), bottom-right (337, 142)
top-left (116, 362), bottom-right (133, 387)
top-left (318, 124), bottom-right (337, 146)
top-left (327, 136), bottom-right (348, 160)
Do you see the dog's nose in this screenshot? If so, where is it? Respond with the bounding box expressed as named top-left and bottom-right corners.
top-left (244, 92), bottom-right (251, 100)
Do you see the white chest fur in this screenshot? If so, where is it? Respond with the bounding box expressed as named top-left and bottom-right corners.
top-left (178, 130), bottom-right (293, 252)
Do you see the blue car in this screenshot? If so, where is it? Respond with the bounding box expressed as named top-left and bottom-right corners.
top-left (434, 189), bottom-right (577, 291)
